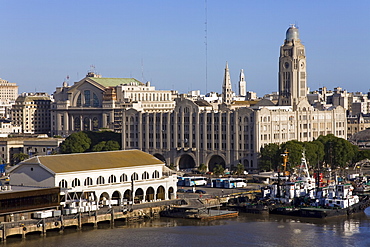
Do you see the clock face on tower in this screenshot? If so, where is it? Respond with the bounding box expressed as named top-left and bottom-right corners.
top-left (284, 62), bottom-right (290, 69)
top-left (300, 62), bottom-right (305, 69)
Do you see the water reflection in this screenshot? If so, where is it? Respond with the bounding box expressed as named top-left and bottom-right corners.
top-left (3, 210), bottom-right (370, 247)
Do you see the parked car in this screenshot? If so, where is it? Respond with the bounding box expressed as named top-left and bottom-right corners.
top-left (177, 189), bottom-right (186, 193)
top-left (195, 189), bottom-right (207, 194)
top-left (185, 189), bottom-right (195, 193)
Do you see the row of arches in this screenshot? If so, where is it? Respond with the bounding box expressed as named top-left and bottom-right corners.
top-left (97, 186), bottom-right (175, 205)
top-left (159, 153), bottom-right (253, 171)
top-left (59, 170), bottom-right (161, 188)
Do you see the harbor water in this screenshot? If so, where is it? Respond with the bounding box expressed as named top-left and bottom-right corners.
top-left (4, 208), bottom-right (370, 247)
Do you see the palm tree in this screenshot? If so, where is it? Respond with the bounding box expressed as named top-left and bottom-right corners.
top-left (236, 163), bottom-right (245, 176)
top-left (213, 164), bottom-right (225, 177)
top-left (198, 163), bottom-right (207, 174)
top-left (12, 153), bottom-right (29, 165)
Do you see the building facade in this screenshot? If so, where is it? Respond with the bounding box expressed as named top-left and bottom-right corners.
top-left (9, 150), bottom-right (177, 205)
top-left (11, 92), bottom-right (51, 134)
top-left (51, 72), bottom-right (177, 136)
top-left (121, 26), bottom-right (347, 172)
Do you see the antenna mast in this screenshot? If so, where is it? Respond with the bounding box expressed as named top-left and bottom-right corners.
top-left (204, 0), bottom-right (208, 94)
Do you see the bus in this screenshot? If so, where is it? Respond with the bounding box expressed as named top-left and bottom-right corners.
top-left (184, 177), bottom-right (207, 187)
top-left (223, 178), bottom-right (247, 188)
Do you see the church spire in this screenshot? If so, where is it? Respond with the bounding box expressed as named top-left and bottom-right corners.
top-left (222, 62), bottom-right (233, 104)
top-left (239, 69), bottom-right (246, 97)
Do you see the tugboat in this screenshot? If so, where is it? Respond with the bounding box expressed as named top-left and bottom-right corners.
top-left (259, 152), bottom-right (370, 218)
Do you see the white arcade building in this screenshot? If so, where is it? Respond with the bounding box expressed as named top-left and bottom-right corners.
top-left (8, 150), bottom-right (178, 206)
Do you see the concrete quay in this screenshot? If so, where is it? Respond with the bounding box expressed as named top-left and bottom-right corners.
top-left (0, 199), bottom-right (183, 242)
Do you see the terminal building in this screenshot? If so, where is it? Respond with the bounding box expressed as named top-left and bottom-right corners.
top-left (8, 150), bottom-right (177, 206)
top-left (121, 25), bottom-right (347, 172)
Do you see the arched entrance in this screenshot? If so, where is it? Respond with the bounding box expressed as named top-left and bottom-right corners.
top-left (208, 155), bottom-right (226, 172)
top-left (145, 187), bottom-right (155, 202)
top-left (134, 188), bottom-right (144, 204)
top-left (112, 191), bottom-right (121, 205)
top-left (153, 153), bottom-right (166, 164)
top-left (123, 189), bottom-right (132, 201)
top-left (99, 192), bottom-right (110, 206)
top-left (168, 187), bottom-right (174, 199)
top-left (156, 186), bottom-right (165, 200)
top-left (178, 154), bottom-right (196, 170)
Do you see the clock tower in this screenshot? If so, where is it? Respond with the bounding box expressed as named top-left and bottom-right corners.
top-left (278, 25), bottom-right (308, 106)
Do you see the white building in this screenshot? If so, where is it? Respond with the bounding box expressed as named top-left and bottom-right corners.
top-left (9, 150), bottom-right (177, 205)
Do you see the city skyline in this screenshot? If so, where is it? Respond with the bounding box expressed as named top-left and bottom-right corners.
top-left (1, 1), bottom-right (369, 96)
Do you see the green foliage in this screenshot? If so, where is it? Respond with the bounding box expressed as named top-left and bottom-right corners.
top-left (60, 132), bottom-right (91, 153)
top-left (198, 163), bottom-right (207, 174)
top-left (258, 134), bottom-right (358, 171)
top-left (280, 140), bottom-right (304, 169)
top-left (317, 134), bottom-right (358, 168)
top-left (168, 163), bottom-right (175, 170)
top-left (236, 163), bottom-right (245, 175)
top-left (92, 140), bottom-right (120, 152)
top-left (12, 153), bottom-right (29, 164)
top-left (259, 143), bottom-right (280, 171)
top-left (59, 131), bottom-right (121, 154)
top-left (85, 131), bottom-right (121, 149)
top-left (213, 164), bottom-right (225, 176)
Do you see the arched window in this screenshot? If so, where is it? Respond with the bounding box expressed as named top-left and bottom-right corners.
top-left (59, 179), bottom-right (68, 188)
top-left (152, 170), bottom-right (160, 179)
top-left (97, 176), bottom-right (105, 185)
top-left (108, 174), bottom-right (117, 183)
top-left (74, 117), bottom-right (81, 131)
top-left (71, 178), bottom-right (81, 187)
top-left (84, 117), bottom-right (89, 131)
top-left (142, 171), bottom-right (149, 180)
top-left (93, 93), bottom-right (99, 107)
top-left (76, 94), bottom-right (81, 107)
top-left (84, 177), bottom-right (93, 186)
top-left (84, 90), bottom-right (91, 106)
top-left (92, 117), bottom-right (99, 131)
top-left (131, 173), bottom-right (138, 181)
top-left (120, 173), bottom-right (128, 182)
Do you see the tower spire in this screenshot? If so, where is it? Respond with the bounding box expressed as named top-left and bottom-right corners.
top-left (222, 62), bottom-right (233, 104)
top-left (239, 69), bottom-right (246, 97)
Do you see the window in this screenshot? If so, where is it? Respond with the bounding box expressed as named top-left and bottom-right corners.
top-left (76, 94), bottom-right (81, 107)
top-left (142, 171), bottom-right (149, 180)
top-left (84, 177), bottom-right (93, 186)
top-left (108, 174), bottom-right (117, 183)
top-left (93, 93), bottom-right (99, 107)
top-left (84, 90), bottom-right (91, 106)
top-left (120, 173), bottom-right (128, 182)
top-left (59, 179), bottom-right (68, 188)
top-left (131, 173), bottom-right (138, 181)
top-left (152, 170), bottom-right (160, 179)
top-left (71, 178), bottom-right (81, 187)
top-left (97, 176), bottom-right (105, 185)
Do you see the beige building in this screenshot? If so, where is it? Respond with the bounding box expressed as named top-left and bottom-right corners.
top-left (51, 72), bottom-right (177, 136)
top-left (121, 25), bottom-right (347, 172)
top-left (0, 78), bottom-right (19, 118)
top-left (0, 137), bottom-right (64, 165)
top-left (11, 92), bottom-right (51, 134)
top-left (0, 78), bottom-right (18, 103)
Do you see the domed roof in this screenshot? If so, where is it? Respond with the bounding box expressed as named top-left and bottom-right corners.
top-left (286, 25), bottom-right (300, 41)
top-left (349, 128), bottom-right (370, 143)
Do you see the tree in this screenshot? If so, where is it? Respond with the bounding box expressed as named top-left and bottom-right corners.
top-left (317, 134), bottom-right (358, 168)
top-left (12, 153), bottom-right (29, 165)
top-left (280, 140), bottom-right (304, 170)
top-left (168, 163), bottom-right (175, 170)
top-left (198, 163), bottom-right (207, 174)
top-left (236, 163), bottom-right (245, 176)
top-left (60, 132), bottom-right (91, 154)
top-left (92, 140), bottom-right (120, 152)
top-left (259, 143), bottom-right (280, 171)
top-left (213, 164), bottom-right (225, 177)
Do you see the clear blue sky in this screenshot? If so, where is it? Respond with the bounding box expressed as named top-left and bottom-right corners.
top-left (1, 0), bottom-right (369, 97)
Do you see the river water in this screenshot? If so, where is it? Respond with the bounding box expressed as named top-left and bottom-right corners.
top-left (4, 208), bottom-right (370, 247)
